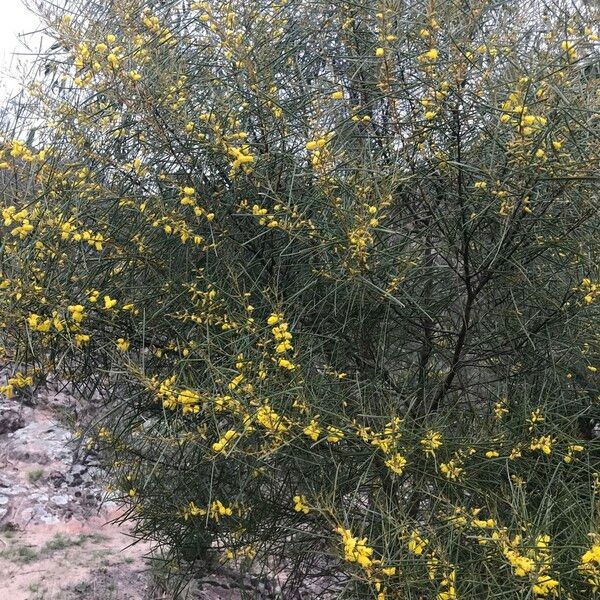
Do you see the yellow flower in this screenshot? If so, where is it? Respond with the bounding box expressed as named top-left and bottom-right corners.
top-left (305, 134), bottom-right (333, 152)
top-left (75, 333), bottom-right (91, 346)
top-left (564, 444), bottom-right (585, 463)
top-left (227, 144), bottom-right (255, 175)
top-left (580, 543), bottom-right (600, 591)
top-left (293, 494), bottom-right (310, 514)
top-left (68, 304), bottom-right (85, 322)
top-left (509, 551), bottom-right (534, 576)
top-left (532, 575), bottom-right (559, 596)
top-left (276, 340), bottom-right (293, 353)
top-left (440, 458), bottom-right (463, 480)
top-left (107, 53), bottom-right (120, 69)
top-left (384, 453), bottom-right (408, 475)
top-left (278, 358), bottom-right (297, 370)
top-left (530, 435), bottom-right (553, 455)
top-left (181, 501), bottom-right (206, 520)
top-left (472, 518), bottom-right (496, 529)
top-left (420, 430), bottom-right (442, 455)
top-left (103, 295), bottom-right (117, 309)
top-left (303, 418), bottom-right (321, 441)
top-left (509, 446), bottom-right (522, 460)
top-left (212, 429), bottom-right (238, 453)
top-left (209, 500), bottom-right (233, 521)
top-left (419, 48), bottom-right (439, 62)
top-left (375, 47), bottom-right (385, 57)
top-left (561, 40), bottom-right (577, 59)
top-left (335, 527), bottom-right (374, 569)
top-left (408, 530), bottom-right (428, 555)
top-left (370, 434), bottom-right (394, 454)
top-left (527, 409), bottom-right (545, 430)
top-left (228, 373), bottom-right (244, 389)
top-left (256, 404), bottom-right (289, 433)
top-left (177, 389), bottom-right (201, 414)
top-left (438, 568), bottom-right (457, 600)
top-left (326, 426), bottom-right (344, 443)
top-left (116, 338), bottom-right (130, 351)
top-left (494, 398), bottom-right (509, 419)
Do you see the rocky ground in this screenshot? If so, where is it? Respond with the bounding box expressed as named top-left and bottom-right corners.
top-left (0, 381), bottom-right (156, 599)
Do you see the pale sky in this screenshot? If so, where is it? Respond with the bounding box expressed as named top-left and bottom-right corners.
top-left (0, 0), bottom-right (43, 97)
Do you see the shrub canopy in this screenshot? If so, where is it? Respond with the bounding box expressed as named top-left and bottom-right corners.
top-left (1, 0), bottom-right (599, 597)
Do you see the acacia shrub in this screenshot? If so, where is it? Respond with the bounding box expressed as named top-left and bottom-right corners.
top-left (0, 0), bottom-right (599, 597)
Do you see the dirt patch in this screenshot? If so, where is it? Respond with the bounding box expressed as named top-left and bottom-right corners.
top-left (0, 518), bottom-right (151, 599)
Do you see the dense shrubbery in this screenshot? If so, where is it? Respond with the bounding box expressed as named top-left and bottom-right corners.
top-left (1, 0), bottom-right (599, 597)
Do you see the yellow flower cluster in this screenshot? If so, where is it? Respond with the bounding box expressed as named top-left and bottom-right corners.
top-left (529, 435), bottom-right (553, 455)
top-left (438, 568), bottom-right (457, 600)
top-left (335, 526), bottom-right (374, 569)
top-left (347, 225), bottom-right (374, 267)
top-left (408, 530), bottom-right (428, 555)
top-left (267, 313), bottom-right (297, 370)
top-left (419, 48), bottom-right (439, 63)
top-left (227, 144), bottom-right (255, 176)
top-left (439, 457), bottom-right (463, 480)
top-left (303, 418), bottom-right (321, 441)
top-left (181, 499), bottom-right (234, 522)
top-left (179, 187), bottom-right (215, 222)
top-left (0, 372), bottom-right (33, 399)
top-left (255, 403), bottom-right (289, 434)
top-left (494, 397), bottom-right (509, 419)
top-left (334, 523), bottom-right (398, 600)
top-left (561, 40), bottom-right (578, 61)
top-left (251, 203), bottom-right (279, 229)
top-left (305, 132), bottom-right (335, 168)
top-left (293, 494), bottom-right (310, 514)
top-left (384, 452), bottom-right (407, 475)
top-left (212, 429), bottom-right (238, 453)
top-left (2, 206), bottom-right (34, 238)
top-left (563, 444), bottom-right (584, 463)
top-left (420, 430), bottom-right (443, 455)
top-left (477, 528), bottom-right (560, 597)
top-left (580, 278), bottom-right (600, 304)
top-left (59, 217), bottom-right (105, 250)
top-left (151, 375), bottom-right (203, 414)
top-left (326, 425), bottom-right (344, 443)
top-left (579, 542), bottom-right (600, 591)
top-left (500, 89), bottom-right (548, 137)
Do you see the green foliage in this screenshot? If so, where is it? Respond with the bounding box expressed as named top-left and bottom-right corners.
top-left (0, 0), bottom-right (599, 597)
top-left (27, 468), bottom-right (45, 484)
